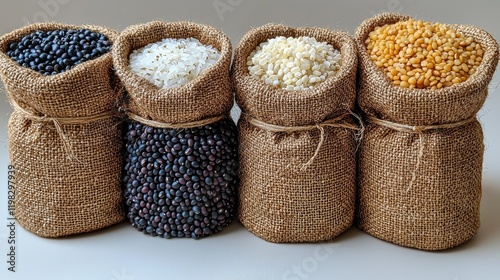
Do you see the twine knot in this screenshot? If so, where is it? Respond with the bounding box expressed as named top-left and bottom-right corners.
top-left (244, 113), bottom-right (361, 170)
top-left (126, 111), bottom-right (226, 129)
top-left (366, 115), bottom-right (478, 191)
top-left (10, 98), bottom-right (121, 162)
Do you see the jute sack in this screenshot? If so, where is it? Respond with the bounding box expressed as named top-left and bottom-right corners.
top-left (0, 23), bottom-right (125, 238)
top-left (232, 24), bottom-right (358, 243)
top-left (113, 21), bottom-right (238, 238)
top-left (113, 21), bottom-right (234, 125)
top-left (356, 13), bottom-right (499, 250)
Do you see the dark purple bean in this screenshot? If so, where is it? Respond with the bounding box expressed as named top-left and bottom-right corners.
top-left (122, 119), bottom-right (238, 239)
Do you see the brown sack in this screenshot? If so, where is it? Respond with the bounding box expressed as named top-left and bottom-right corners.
top-left (356, 13), bottom-right (499, 250)
top-left (232, 24), bottom-right (358, 243)
top-left (113, 21), bottom-right (238, 238)
top-left (0, 23), bottom-right (125, 237)
top-left (112, 21), bottom-right (233, 124)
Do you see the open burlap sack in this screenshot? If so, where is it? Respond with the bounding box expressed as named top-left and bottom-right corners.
top-left (356, 13), bottom-right (499, 250)
top-left (232, 24), bottom-right (358, 243)
top-left (113, 21), bottom-right (238, 238)
top-left (112, 21), bottom-right (233, 124)
top-left (0, 23), bottom-right (125, 238)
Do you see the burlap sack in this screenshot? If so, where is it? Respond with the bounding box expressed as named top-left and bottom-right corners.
top-left (112, 21), bottom-right (233, 124)
top-left (232, 24), bottom-right (358, 243)
top-left (113, 21), bottom-right (237, 238)
top-left (356, 13), bottom-right (499, 250)
top-left (0, 23), bottom-right (125, 238)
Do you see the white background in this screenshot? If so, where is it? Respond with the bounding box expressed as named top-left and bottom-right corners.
top-left (0, 0), bottom-right (499, 279)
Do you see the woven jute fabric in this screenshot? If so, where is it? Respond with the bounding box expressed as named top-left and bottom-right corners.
top-left (232, 24), bottom-right (358, 243)
top-left (113, 21), bottom-right (237, 237)
top-left (112, 21), bottom-right (233, 124)
top-left (0, 23), bottom-right (125, 238)
top-left (356, 13), bottom-right (499, 250)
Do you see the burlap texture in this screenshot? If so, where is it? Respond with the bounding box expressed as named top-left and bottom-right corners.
top-left (232, 24), bottom-right (358, 243)
top-left (112, 21), bottom-right (233, 123)
top-left (356, 13), bottom-right (499, 250)
top-left (113, 21), bottom-right (237, 237)
top-left (0, 23), bottom-right (125, 237)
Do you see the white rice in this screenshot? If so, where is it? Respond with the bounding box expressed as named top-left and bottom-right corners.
top-left (247, 36), bottom-right (341, 91)
top-left (129, 38), bottom-right (221, 89)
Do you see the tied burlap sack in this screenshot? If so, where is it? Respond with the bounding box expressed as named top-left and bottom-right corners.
top-left (113, 21), bottom-right (238, 238)
top-left (232, 24), bottom-right (358, 243)
top-left (356, 13), bottom-right (499, 250)
top-left (112, 21), bottom-right (233, 125)
top-left (0, 23), bottom-right (125, 238)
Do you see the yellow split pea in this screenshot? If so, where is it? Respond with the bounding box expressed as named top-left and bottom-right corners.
top-left (366, 19), bottom-right (483, 89)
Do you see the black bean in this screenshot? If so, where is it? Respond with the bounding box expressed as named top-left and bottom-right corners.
top-left (172, 181), bottom-right (180, 189)
top-left (6, 28), bottom-right (112, 75)
top-left (42, 44), bottom-right (52, 53)
top-left (122, 119), bottom-right (238, 239)
top-left (205, 177), bottom-right (213, 186)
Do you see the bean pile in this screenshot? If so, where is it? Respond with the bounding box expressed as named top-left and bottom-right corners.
top-left (247, 36), bottom-right (341, 91)
top-left (6, 29), bottom-right (111, 75)
top-left (123, 119), bottom-right (239, 239)
top-left (366, 19), bottom-right (483, 89)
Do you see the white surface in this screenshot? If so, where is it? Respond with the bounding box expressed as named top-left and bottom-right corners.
top-left (0, 1), bottom-right (499, 279)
